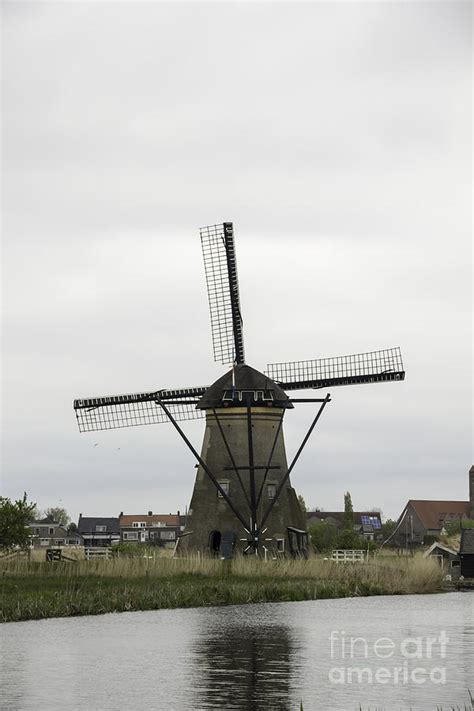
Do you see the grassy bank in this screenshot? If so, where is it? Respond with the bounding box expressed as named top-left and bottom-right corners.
top-left (0, 555), bottom-right (444, 623)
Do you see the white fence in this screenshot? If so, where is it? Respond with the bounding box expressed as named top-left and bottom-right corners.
top-left (85, 547), bottom-right (112, 560)
top-left (331, 549), bottom-right (367, 563)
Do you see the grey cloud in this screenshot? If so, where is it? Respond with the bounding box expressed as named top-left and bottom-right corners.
top-left (2, 1), bottom-right (471, 521)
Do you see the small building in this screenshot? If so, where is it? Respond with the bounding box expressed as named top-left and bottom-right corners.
top-left (459, 528), bottom-right (474, 578)
top-left (29, 517), bottom-right (84, 548)
top-left (77, 515), bottom-right (121, 547)
top-left (307, 511), bottom-right (383, 541)
top-left (390, 500), bottom-right (471, 547)
top-left (470, 465), bottom-right (474, 519)
top-left (423, 542), bottom-right (460, 579)
top-left (119, 511), bottom-right (183, 549)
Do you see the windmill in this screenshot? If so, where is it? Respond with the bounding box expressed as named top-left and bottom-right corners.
top-left (74, 222), bottom-right (405, 557)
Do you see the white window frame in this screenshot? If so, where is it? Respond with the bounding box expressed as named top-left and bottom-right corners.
top-left (267, 484), bottom-right (277, 500)
top-left (95, 525), bottom-right (107, 533)
top-left (124, 531), bottom-right (138, 541)
top-left (276, 538), bottom-right (285, 552)
top-left (217, 481), bottom-right (230, 498)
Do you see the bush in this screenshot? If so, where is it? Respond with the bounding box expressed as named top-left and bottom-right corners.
top-left (336, 529), bottom-right (366, 550)
top-left (309, 522), bottom-right (369, 552)
top-left (443, 518), bottom-right (474, 537)
top-left (308, 522), bottom-right (339, 553)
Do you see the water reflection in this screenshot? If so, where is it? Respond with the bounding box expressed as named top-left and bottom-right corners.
top-left (191, 613), bottom-right (297, 710)
top-left (1, 595), bottom-right (473, 710)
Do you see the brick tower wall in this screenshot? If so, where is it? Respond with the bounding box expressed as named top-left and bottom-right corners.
top-left (178, 407), bottom-right (306, 555)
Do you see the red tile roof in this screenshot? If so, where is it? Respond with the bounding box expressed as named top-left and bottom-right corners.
top-left (408, 500), bottom-right (470, 530)
top-left (119, 514), bottom-right (180, 527)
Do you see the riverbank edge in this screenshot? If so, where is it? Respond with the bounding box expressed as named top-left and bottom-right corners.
top-left (0, 572), bottom-right (446, 623)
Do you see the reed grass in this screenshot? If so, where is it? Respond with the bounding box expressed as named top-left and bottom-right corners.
top-left (0, 554), bottom-right (444, 623)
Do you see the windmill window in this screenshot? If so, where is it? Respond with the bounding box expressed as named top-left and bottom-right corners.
top-left (217, 481), bottom-right (230, 498)
top-left (267, 484), bottom-right (277, 500)
top-left (276, 538), bottom-right (285, 552)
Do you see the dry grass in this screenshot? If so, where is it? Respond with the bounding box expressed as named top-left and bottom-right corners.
top-left (0, 553), bottom-right (444, 622)
top-left (0, 552), bottom-right (443, 594)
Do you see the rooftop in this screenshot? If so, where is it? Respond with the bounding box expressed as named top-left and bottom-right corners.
top-left (407, 500), bottom-right (470, 530)
top-left (460, 528), bottom-right (474, 555)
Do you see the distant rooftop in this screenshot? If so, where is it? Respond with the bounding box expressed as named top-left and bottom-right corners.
top-left (406, 500), bottom-right (470, 530)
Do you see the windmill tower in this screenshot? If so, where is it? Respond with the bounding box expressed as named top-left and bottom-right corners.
top-left (74, 222), bottom-right (405, 557)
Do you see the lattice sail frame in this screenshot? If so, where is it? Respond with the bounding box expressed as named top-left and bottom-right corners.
top-left (200, 222), bottom-right (245, 365)
top-left (74, 388), bottom-right (207, 433)
top-left (265, 347), bottom-right (405, 390)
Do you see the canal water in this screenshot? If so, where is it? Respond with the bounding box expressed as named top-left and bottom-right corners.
top-left (1, 593), bottom-right (473, 710)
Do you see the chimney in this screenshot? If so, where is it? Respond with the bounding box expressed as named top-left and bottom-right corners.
top-left (148, 511), bottom-right (153, 516)
top-left (177, 510), bottom-right (180, 516)
top-left (119, 511), bottom-right (123, 517)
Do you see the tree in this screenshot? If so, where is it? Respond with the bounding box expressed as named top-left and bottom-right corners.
top-left (309, 521), bottom-right (339, 553)
top-left (297, 494), bottom-right (307, 514)
top-left (343, 491), bottom-right (354, 531)
top-left (338, 491), bottom-right (363, 550)
top-left (0, 493), bottom-right (36, 552)
top-left (44, 507), bottom-right (70, 527)
top-left (382, 519), bottom-right (397, 541)
top-left (443, 517), bottom-right (474, 537)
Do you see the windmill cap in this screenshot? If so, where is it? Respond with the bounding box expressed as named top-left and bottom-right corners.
top-left (197, 364), bottom-right (292, 410)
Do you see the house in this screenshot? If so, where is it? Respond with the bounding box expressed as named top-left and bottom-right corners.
top-left (77, 515), bottom-right (121, 547)
top-left (119, 511), bottom-right (183, 549)
top-left (390, 500), bottom-right (471, 547)
top-left (459, 528), bottom-right (474, 578)
top-left (307, 511), bottom-right (383, 541)
top-left (29, 517), bottom-right (84, 548)
top-left (423, 541), bottom-right (460, 579)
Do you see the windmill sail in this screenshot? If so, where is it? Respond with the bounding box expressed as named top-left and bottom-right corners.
top-left (74, 387), bottom-right (207, 432)
top-left (265, 347), bottom-right (405, 390)
top-left (200, 222), bottom-right (245, 365)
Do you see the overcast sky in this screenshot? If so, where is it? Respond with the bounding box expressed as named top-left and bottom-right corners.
top-left (2, 1), bottom-right (472, 523)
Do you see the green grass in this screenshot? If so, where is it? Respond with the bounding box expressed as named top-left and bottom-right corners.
top-left (0, 554), bottom-right (445, 623)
